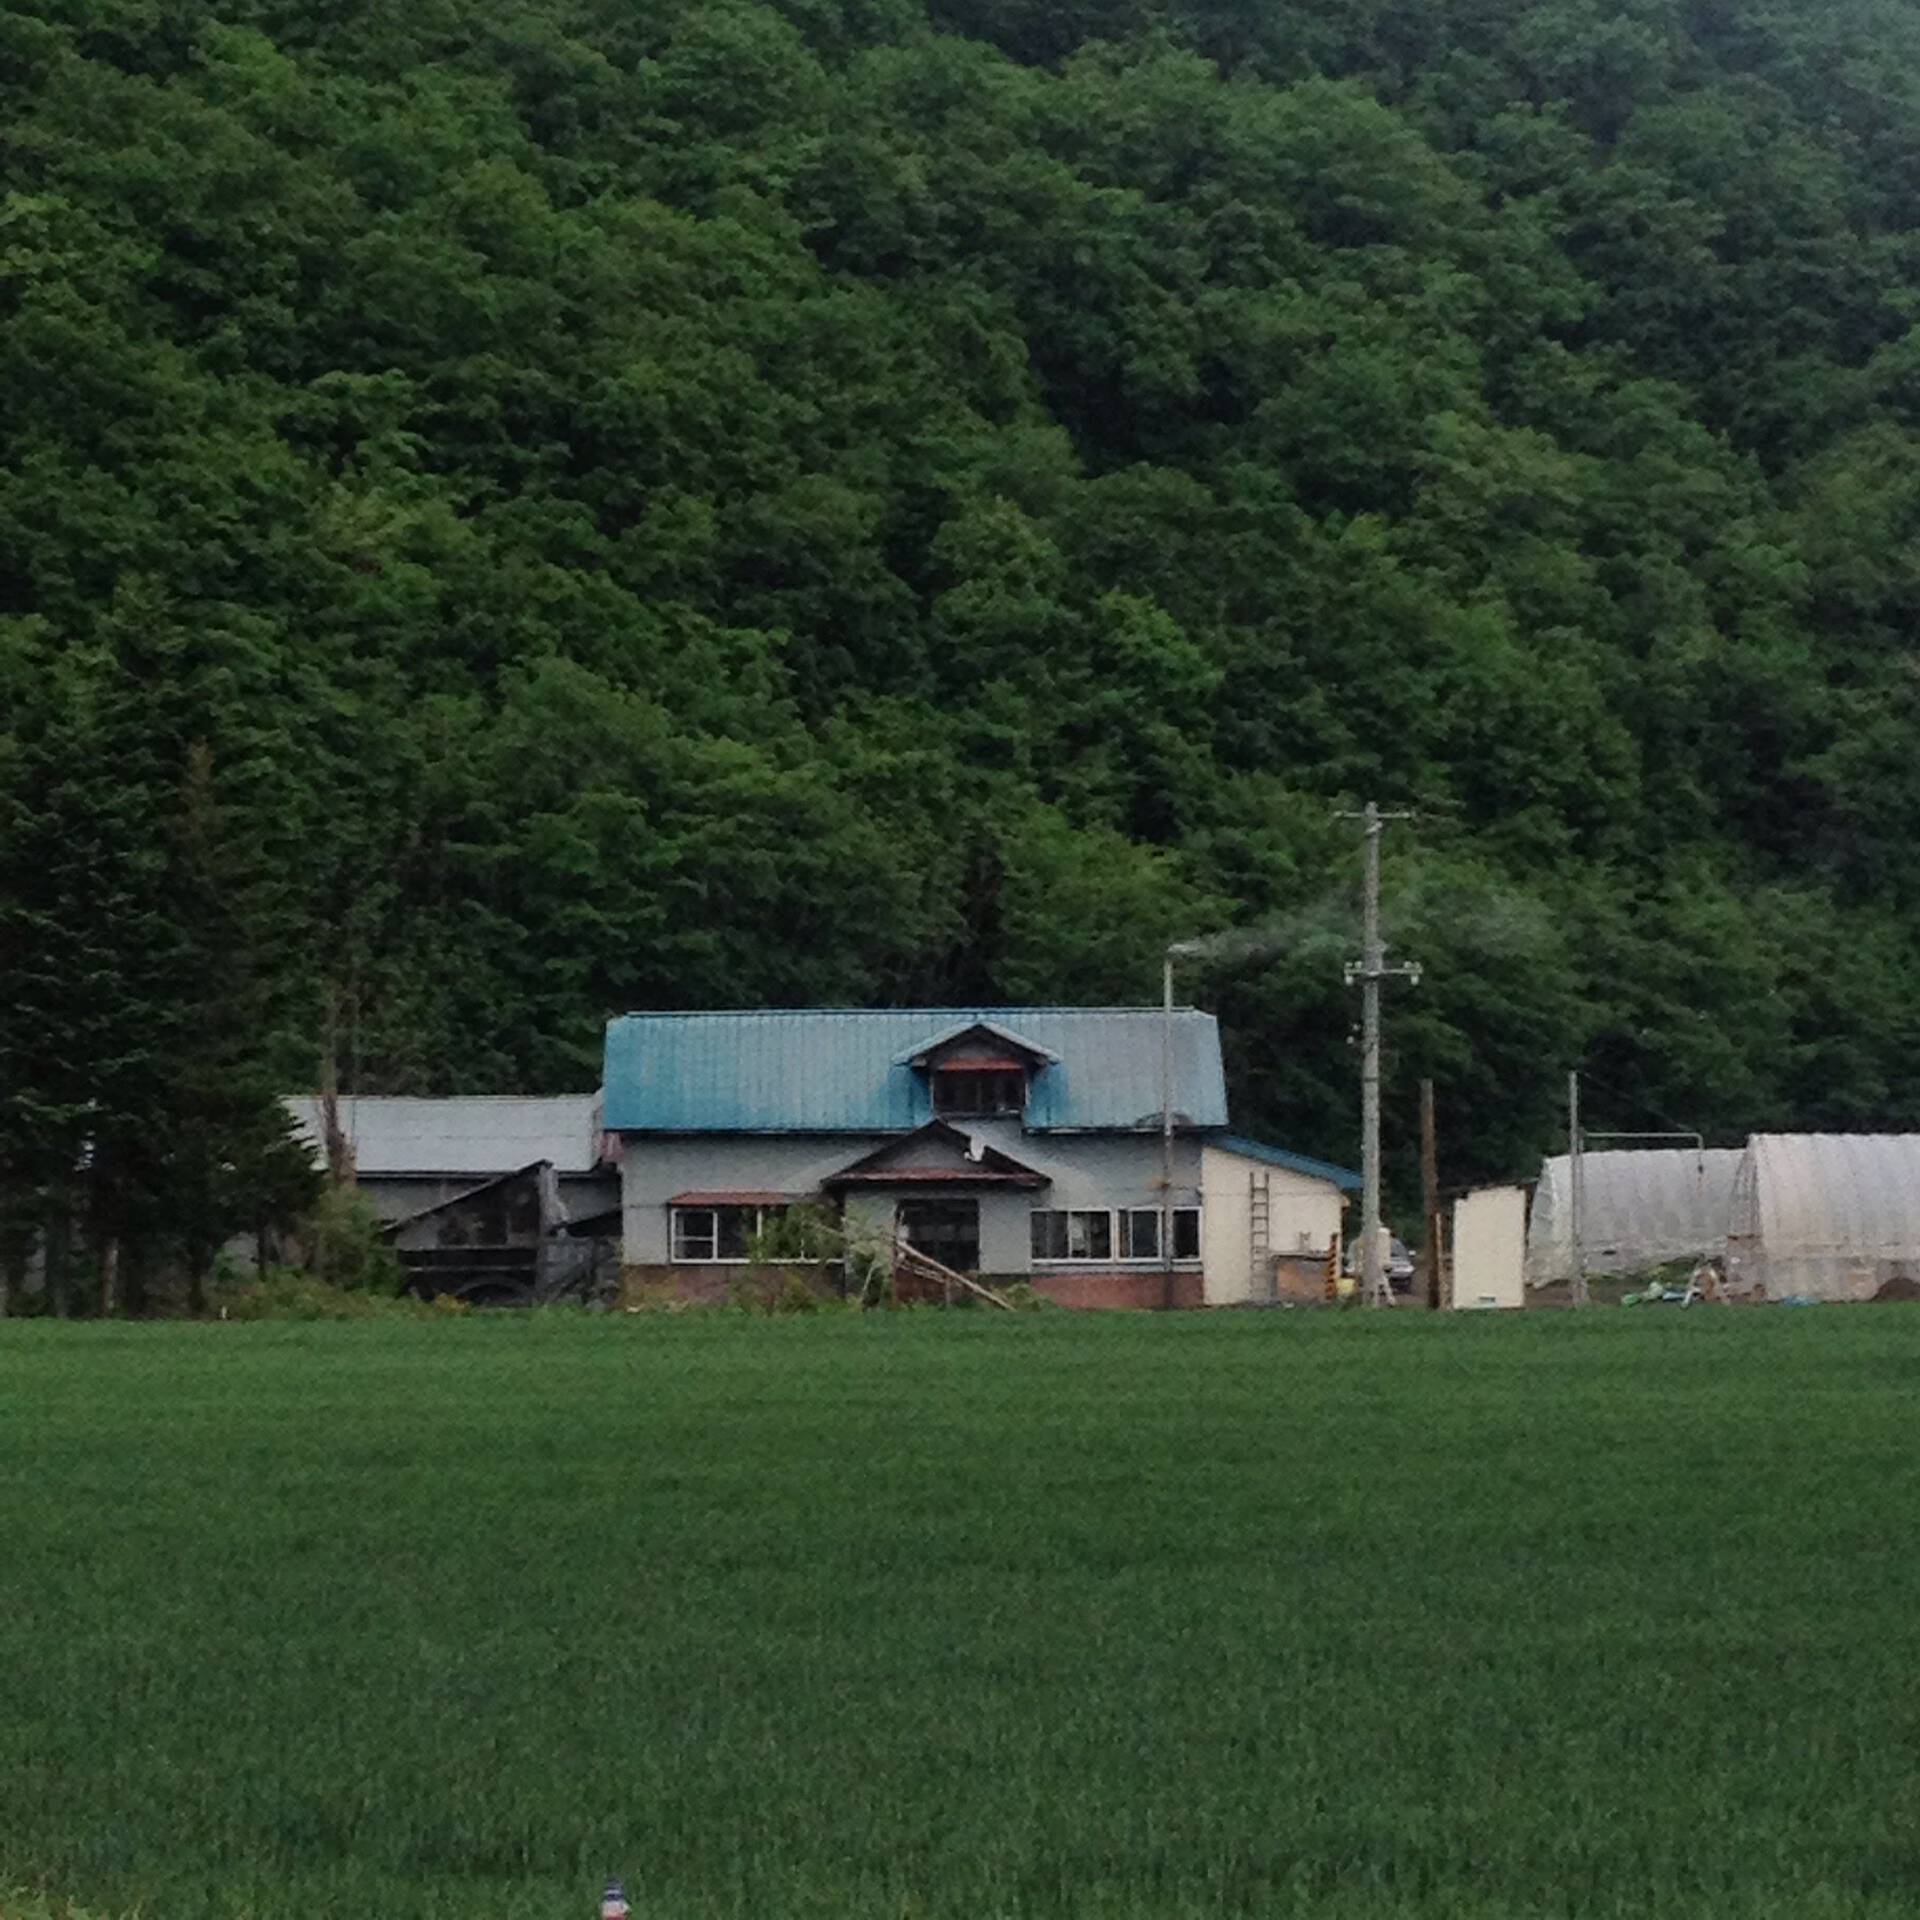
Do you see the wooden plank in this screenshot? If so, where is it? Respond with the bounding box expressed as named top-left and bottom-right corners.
top-left (889, 1236), bottom-right (1017, 1311)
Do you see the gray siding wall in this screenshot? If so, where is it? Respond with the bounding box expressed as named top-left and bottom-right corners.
top-left (963, 1124), bottom-right (1201, 1208)
top-left (617, 1128), bottom-right (1201, 1272)
top-left (620, 1135), bottom-right (892, 1262)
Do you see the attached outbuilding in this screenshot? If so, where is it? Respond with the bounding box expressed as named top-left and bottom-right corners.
top-left (1725, 1133), bottom-right (1920, 1302)
top-left (280, 1095), bottom-right (615, 1225)
top-left (278, 1094), bottom-right (620, 1304)
top-left (1200, 1137), bottom-right (1358, 1304)
top-left (1526, 1148), bottom-right (1743, 1287)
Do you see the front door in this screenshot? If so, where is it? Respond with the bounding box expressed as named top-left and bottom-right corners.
top-left (897, 1199), bottom-right (980, 1274)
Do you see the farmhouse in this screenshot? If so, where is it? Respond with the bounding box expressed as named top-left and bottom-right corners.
top-left (281, 1095), bottom-right (615, 1222)
top-left (602, 1008), bottom-right (1357, 1308)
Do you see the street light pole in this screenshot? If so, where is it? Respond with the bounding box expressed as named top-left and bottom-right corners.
top-left (1161, 940), bottom-right (1207, 1308)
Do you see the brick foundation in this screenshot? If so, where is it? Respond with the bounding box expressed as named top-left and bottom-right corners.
top-left (1028, 1269), bottom-right (1206, 1310)
top-left (620, 1264), bottom-right (1207, 1311)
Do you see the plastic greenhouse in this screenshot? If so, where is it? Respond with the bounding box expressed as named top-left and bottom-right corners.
top-left (1526, 1148), bottom-right (1744, 1287)
top-left (1724, 1134), bottom-right (1920, 1302)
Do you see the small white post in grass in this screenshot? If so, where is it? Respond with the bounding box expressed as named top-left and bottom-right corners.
top-left (600, 1880), bottom-right (630, 1920)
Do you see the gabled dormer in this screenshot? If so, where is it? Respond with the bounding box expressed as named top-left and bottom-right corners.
top-left (893, 1019), bottom-right (1059, 1122)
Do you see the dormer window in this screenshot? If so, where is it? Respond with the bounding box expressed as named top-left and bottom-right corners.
top-left (897, 1018), bottom-right (1057, 1124)
top-left (932, 1065), bottom-right (1028, 1117)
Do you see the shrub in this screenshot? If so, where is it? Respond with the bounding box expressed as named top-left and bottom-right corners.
top-left (212, 1268), bottom-right (435, 1321)
top-left (300, 1185), bottom-right (407, 1294)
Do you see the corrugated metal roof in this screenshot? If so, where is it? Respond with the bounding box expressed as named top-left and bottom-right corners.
top-left (1212, 1134), bottom-right (1362, 1191)
top-left (281, 1095), bottom-right (605, 1175)
top-left (602, 1009), bottom-right (1228, 1134)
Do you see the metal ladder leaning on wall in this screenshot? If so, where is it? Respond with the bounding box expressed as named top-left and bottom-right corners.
top-left (1249, 1170), bottom-right (1271, 1303)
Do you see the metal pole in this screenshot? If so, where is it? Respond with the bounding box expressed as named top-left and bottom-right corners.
top-left (1568, 1070), bottom-right (1588, 1309)
top-left (1420, 1078), bottom-right (1441, 1311)
top-left (1360, 803), bottom-right (1384, 1307)
top-left (1162, 949), bottom-right (1175, 1307)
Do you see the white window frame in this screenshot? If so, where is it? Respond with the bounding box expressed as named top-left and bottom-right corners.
top-left (1118, 1208), bottom-right (1160, 1261)
top-left (1029, 1209), bottom-right (1111, 1263)
top-left (1118, 1207), bottom-right (1202, 1263)
top-left (670, 1203), bottom-right (789, 1264)
top-left (1030, 1206), bottom-right (1201, 1266)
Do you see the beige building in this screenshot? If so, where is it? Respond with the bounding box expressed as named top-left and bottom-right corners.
top-left (1200, 1136), bottom-right (1358, 1305)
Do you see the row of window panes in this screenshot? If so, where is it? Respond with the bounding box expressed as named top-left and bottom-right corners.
top-left (931, 1069), bottom-right (1027, 1115)
top-left (671, 1204), bottom-right (786, 1263)
top-left (672, 1203), bottom-right (1198, 1265)
top-left (1030, 1207), bottom-right (1200, 1263)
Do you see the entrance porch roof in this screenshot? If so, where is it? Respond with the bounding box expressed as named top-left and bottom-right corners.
top-left (821, 1121), bottom-right (1050, 1190)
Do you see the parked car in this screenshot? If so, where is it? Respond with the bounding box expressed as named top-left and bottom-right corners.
top-left (1346, 1234), bottom-right (1418, 1290)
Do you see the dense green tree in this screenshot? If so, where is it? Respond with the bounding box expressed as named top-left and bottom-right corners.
top-left (7, 0), bottom-right (1920, 1295)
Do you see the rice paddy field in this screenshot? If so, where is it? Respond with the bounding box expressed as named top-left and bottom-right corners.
top-left (2, 1310), bottom-right (1917, 1920)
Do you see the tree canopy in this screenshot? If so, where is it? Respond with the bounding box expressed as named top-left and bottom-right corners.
top-left (5, 0), bottom-right (1920, 1275)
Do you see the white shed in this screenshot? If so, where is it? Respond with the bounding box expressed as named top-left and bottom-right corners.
top-left (1451, 1186), bottom-right (1527, 1309)
top-left (1526, 1147), bottom-right (1742, 1286)
top-left (1201, 1136), bottom-right (1357, 1305)
top-left (1725, 1133), bottom-right (1920, 1302)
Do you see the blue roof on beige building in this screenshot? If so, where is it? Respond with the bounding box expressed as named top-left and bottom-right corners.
top-left (602, 1009), bottom-right (1228, 1134)
top-left (1212, 1133), bottom-right (1362, 1192)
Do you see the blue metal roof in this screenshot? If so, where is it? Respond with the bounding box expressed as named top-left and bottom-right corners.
top-left (603, 1008), bottom-right (1228, 1134)
top-left (1213, 1133), bottom-right (1362, 1191)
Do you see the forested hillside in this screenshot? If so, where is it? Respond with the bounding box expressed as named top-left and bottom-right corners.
top-left (6, 0), bottom-right (1920, 1246)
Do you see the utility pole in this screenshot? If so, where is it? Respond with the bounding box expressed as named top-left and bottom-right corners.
top-left (1420, 1078), bottom-right (1441, 1311)
top-left (1340, 802), bottom-right (1420, 1308)
top-left (1161, 947), bottom-right (1176, 1311)
top-left (1568, 1070), bottom-right (1589, 1309)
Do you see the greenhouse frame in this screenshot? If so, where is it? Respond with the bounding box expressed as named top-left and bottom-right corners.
top-left (1525, 1148), bottom-right (1744, 1287)
top-left (1725, 1133), bottom-right (1920, 1302)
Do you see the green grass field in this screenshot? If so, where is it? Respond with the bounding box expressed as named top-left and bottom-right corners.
top-left (2, 1311), bottom-right (1917, 1920)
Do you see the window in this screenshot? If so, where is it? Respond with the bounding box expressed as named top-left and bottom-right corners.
top-left (670, 1204), bottom-right (787, 1263)
top-left (933, 1068), bottom-right (1027, 1116)
top-left (1036, 1207), bottom-right (1202, 1264)
top-left (1119, 1209), bottom-right (1160, 1260)
top-left (1173, 1207), bottom-right (1200, 1260)
top-left (1030, 1209), bottom-right (1114, 1262)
